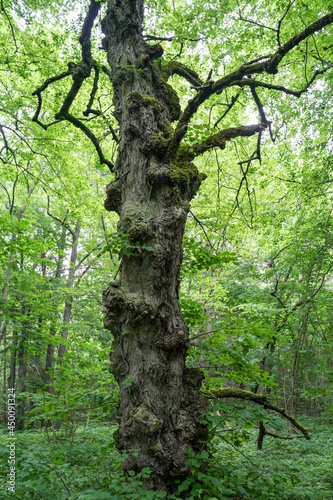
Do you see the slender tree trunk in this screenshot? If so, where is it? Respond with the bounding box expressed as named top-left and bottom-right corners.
top-left (290, 313), bottom-right (308, 417)
top-left (1, 189), bottom-right (35, 422)
top-left (257, 421), bottom-right (266, 450)
top-left (0, 188), bottom-right (34, 332)
top-left (33, 316), bottom-right (44, 388)
top-left (8, 330), bottom-right (17, 390)
top-left (45, 226), bottom-right (67, 382)
top-left (102, 0), bottom-right (207, 491)
top-left (3, 326), bottom-right (6, 389)
top-left (16, 311), bottom-right (30, 430)
top-left (44, 339), bottom-right (56, 383)
top-left (2, 325), bottom-right (7, 424)
top-left (58, 222), bottom-right (81, 359)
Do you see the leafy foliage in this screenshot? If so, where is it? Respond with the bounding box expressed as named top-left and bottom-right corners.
top-left (0, 0), bottom-right (333, 497)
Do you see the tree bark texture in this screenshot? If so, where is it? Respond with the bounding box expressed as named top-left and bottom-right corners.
top-left (102, 0), bottom-right (207, 490)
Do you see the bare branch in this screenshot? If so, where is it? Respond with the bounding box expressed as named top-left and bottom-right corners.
top-left (75, 241), bottom-right (105, 269)
top-left (31, 69), bottom-right (73, 127)
top-left (1, 0), bottom-right (18, 52)
top-left (144, 34), bottom-right (201, 42)
top-left (228, 63), bottom-right (333, 95)
top-left (170, 11), bottom-right (333, 153)
top-left (230, 150), bottom-right (258, 225)
top-left (208, 388), bottom-right (310, 439)
top-left (83, 65), bottom-right (100, 116)
top-left (43, 191), bottom-right (74, 236)
top-left (64, 112), bottom-right (114, 171)
top-left (0, 182), bottom-right (12, 208)
top-left (32, 1), bottom-right (114, 170)
top-left (250, 85), bottom-right (267, 123)
top-left (172, 42), bottom-right (184, 60)
top-left (0, 124), bottom-right (15, 158)
top-left (271, 244), bottom-right (293, 262)
top-left (214, 93), bottom-right (240, 128)
top-left (75, 245), bottom-right (110, 287)
top-left (277, 0), bottom-right (295, 47)
top-left (237, 11), bottom-right (278, 34)
top-left (189, 211), bottom-right (214, 249)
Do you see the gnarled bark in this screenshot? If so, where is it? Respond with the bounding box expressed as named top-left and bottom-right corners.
top-left (102, 0), bottom-right (207, 491)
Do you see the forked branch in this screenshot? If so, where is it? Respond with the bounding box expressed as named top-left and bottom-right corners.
top-left (32, 0), bottom-right (114, 171)
top-left (170, 11), bottom-right (333, 152)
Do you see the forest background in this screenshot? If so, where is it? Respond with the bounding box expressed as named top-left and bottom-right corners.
top-left (0, 0), bottom-right (333, 498)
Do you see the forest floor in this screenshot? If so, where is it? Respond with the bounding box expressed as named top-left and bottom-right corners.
top-left (0, 415), bottom-right (332, 499)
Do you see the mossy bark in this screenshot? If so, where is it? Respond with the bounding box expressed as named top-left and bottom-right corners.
top-left (102, 0), bottom-right (207, 492)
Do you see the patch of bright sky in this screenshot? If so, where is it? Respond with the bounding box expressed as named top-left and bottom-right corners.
top-left (12, 1), bottom-right (82, 32)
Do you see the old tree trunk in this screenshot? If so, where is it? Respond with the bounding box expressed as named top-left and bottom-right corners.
top-left (31, 0), bottom-right (333, 492)
top-left (102, 0), bottom-right (208, 490)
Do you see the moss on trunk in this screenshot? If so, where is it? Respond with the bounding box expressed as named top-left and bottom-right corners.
top-left (102, 0), bottom-right (207, 492)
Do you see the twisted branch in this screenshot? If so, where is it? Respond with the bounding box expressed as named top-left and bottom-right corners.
top-left (32, 0), bottom-right (114, 171)
top-left (168, 11), bottom-right (333, 156)
top-left (207, 388), bottom-right (310, 439)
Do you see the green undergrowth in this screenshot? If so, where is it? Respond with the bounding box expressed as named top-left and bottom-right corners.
top-left (207, 414), bottom-right (333, 500)
top-left (0, 416), bottom-right (332, 499)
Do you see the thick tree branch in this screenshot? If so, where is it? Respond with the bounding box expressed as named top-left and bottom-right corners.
top-left (83, 65), bottom-right (100, 116)
top-left (190, 123), bottom-right (268, 157)
top-left (54, 0), bottom-right (101, 117)
top-left (161, 61), bottom-right (203, 86)
top-left (32, 69), bottom-right (73, 128)
top-left (208, 388), bottom-right (310, 439)
top-left (229, 64), bottom-right (333, 95)
top-left (170, 11), bottom-right (333, 153)
top-left (32, 1), bottom-right (114, 170)
top-left (82, 108), bottom-right (119, 144)
top-left (144, 34), bottom-right (201, 42)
